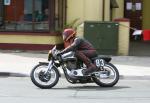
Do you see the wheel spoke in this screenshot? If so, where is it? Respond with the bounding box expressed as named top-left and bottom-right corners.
top-left (93, 63), bottom-right (119, 87)
top-left (33, 65), bottom-right (57, 86)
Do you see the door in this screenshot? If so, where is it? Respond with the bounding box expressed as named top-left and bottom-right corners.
top-left (5, 0), bottom-right (24, 21)
top-left (124, 0), bottom-right (143, 40)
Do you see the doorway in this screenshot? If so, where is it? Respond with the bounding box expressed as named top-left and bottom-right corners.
top-left (124, 0), bottom-right (142, 40)
top-left (124, 0), bottom-right (150, 56)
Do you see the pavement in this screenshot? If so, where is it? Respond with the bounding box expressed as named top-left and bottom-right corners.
top-left (0, 50), bottom-right (150, 79)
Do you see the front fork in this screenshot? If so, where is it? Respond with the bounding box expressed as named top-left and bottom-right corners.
top-left (46, 61), bottom-right (53, 74)
top-left (38, 61), bottom-right (53, 75)
top-left (39, 60), bottom-right (61, 77)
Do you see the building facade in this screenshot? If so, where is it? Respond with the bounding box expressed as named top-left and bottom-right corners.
top-left (0, 0), bottom-right (66, 50)
top-left (0, 0), bottom-right (149, 50)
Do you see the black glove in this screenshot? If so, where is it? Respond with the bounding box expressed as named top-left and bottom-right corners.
top-left (56, 51), bottom-right (62, 57)
top-left (55, 51), bottom-right (62, 61)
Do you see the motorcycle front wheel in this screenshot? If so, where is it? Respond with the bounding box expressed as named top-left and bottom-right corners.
top-left (30, 63), bottom-right (59, 89)
top-left (92, 63), bottom-right (119, 87)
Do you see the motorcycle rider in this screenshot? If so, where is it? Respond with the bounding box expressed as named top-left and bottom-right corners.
top-left (57, 28), bottom-right (98, 75)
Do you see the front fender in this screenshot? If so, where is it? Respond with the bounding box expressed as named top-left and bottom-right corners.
top-left (39, 62), bottom-right (49, 65)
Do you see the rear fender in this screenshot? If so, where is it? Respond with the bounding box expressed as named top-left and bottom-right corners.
top-left (100, 57), bottom-right (112, 63)
top-left (92, 56), bottom-right (112, 63)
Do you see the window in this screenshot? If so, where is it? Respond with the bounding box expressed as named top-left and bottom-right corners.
top-left (0, 0), bottom-right (4, 26)
top-left (0, 0), bottom-right (66, 32)
top-left (34, 0), bottom-right (49, 31)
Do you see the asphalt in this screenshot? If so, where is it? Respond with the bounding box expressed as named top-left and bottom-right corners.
top-left (0, 50), bottom-right (150, 80)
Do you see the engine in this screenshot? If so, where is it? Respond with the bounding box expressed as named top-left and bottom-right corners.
top-left (61, 51), bottom-right (78, 70)
top-left (66, 60), bottom-right (77, 70)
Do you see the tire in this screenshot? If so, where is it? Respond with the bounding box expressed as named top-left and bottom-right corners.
top-left (93, 63), bottom-right (119, 87)
top-left (30, 63), bottom-right (59, 89)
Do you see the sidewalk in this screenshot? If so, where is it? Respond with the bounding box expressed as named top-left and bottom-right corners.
top-left (0, 50), bottom-right (150, 79)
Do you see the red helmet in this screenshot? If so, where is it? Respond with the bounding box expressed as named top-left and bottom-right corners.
top-left (62, 28), bottom-right (76, 41)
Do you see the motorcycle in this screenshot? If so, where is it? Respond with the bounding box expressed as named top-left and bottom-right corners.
top-left (30, 46), bottom-right (119, 89)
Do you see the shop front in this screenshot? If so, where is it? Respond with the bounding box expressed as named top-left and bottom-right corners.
top-left (0, 0), bottom-right (66, 50)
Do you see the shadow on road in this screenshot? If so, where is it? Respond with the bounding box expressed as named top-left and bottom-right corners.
top-left (52, 86), bottom-right (130, 91)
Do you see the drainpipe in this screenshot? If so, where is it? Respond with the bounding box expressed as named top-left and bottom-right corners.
top-left (102, 0), bottom-right (105, 21)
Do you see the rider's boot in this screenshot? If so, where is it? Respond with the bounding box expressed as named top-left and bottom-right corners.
top-left (82, 63), bottom-right (97, 75)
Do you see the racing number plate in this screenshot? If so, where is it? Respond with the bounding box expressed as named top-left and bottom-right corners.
top-left (95, 59), bottom-right (105, 67)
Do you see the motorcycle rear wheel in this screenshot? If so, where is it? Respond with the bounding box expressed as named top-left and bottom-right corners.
top-left (92, 63), bottom-right (119, 87)
top-left (30, 63), bottom-right (59, 89)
